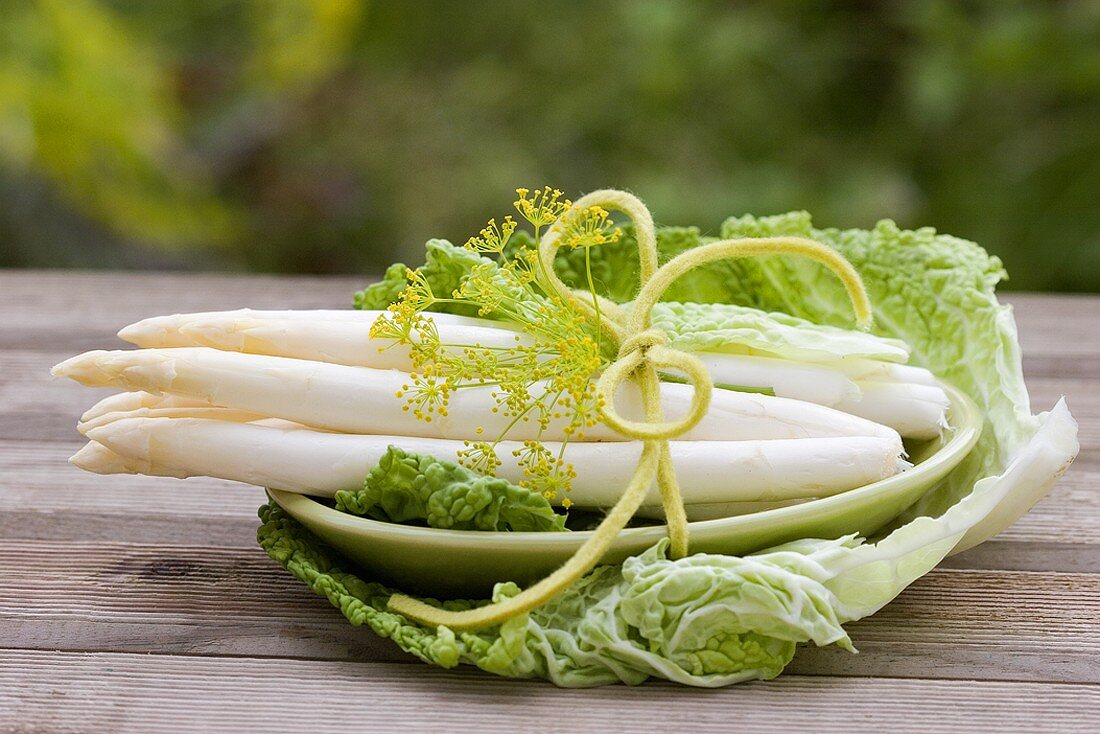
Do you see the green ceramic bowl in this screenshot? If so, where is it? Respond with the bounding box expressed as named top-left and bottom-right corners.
top-left (269, 381), bottom-right (982, 598)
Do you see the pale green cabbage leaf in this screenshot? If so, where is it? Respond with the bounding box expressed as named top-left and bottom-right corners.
top-left (266, 212), bottom-right (1078, 687)
top-left (650, 301), bottom-right (909, 363)
top-left (259, 503), bottom-right (857, 686)
top-left (354, 238), bottom-right (490, 317)
top-left (334, 445), bottom-right (566, 533)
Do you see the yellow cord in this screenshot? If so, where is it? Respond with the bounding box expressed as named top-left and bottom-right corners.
top-left (387, 191), bottom-right (873, 631)
top-left (628, 237), bottom-right (874, 334)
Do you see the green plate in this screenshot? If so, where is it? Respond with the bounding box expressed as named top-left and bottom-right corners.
top-left (269, 382), bottom-right (982, 598)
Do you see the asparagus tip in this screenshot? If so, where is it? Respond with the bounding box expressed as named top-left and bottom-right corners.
top-left (51, 351), bottom-right (109, 381)
top-left (85, 417), bottom-right (153, 461)
top-left (70, 441), bottom-right (141, 475)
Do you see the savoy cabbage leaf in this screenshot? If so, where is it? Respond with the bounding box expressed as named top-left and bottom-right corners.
top-left (258, 502), bottom-right (853, 687)
top-left (650, 300), bottom-right (909, 363)
top-left (354, 239), bottom-right (490, 317)
top-left (334, 445), bottom-right (567, 533)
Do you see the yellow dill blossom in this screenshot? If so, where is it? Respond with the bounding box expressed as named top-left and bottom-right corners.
top-left (464, 216), bottom-right (517, 254)
top-left (452, 262), bottom-right (511, 316)
top-left (514, 187), bottom-right (572, 230)
top-left (458, 440), bottom-right (503, 476)
top-left (559, 205), bottom-right (623, 250)
top-left (405, 269), bottom-right (437, 308)
top-left (369, 299), bottom-right (427, 343)
top-left (400, 371), bottom-right (452, 422)
top-left (513, 440), bottom-right (572, 501)
top-left (371, 186), bottom-right (616, 504)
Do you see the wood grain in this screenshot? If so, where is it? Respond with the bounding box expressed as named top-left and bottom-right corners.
top-left (0, 271), bottom-right (1097, 732)
top-left (1, 538), bottom-right (1097, 682)
top-left (2, 650), bottom-right (1098, 734)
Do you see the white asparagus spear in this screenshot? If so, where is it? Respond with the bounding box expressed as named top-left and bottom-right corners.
top-left (702, 355), bottom-right (948, 439)
top-left (692, 352), bottom-right (861, 405)
top-left (131, 308), bottom-right (937, 386)
top-left (118, 311), bottom-right (946, 436)
top-left (121, 310), bottom-right (938, 373)
top-left (120, 307), bottom-right (942, 388)
top-left (118, 309), bottom-right (523, 348)
top-left (173, 314), bottom-right (863, 405)
top-left (71, 441), bottom-right (148, 475)
top-left (78, 405), bottom-right (268, 435)
top-left (177, 314), bottom-right (535, 371)
top-left (53, 348), bottom-right (900, 442)
top-left (80, 394), bottom-right (338, 435)
top-left (67, 439), bottom-right (821, 522)
top-left (77, 417), bottom-right (906, 505)
top-left (81, 391), bottom-right (214, 422)
top-left (69, 439), bottom-right (808, 523)
top-left (84, 349), bottom-right (946, 442)
top-left (830, 357), bottom-right (939, 386)
top-left (834, 381), bottom-right (950, 441)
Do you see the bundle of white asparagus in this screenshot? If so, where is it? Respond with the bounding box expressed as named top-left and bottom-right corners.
top-left (54, 309), bottom-right (950, 514)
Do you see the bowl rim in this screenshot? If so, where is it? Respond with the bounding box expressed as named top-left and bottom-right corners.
top-left (268, 380), bottom-right (982, 550)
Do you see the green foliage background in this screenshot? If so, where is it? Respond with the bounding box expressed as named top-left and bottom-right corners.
top-left (1, 0), bottom-right (1097, 291)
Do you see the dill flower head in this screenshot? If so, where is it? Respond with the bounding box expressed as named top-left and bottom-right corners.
top-left (559, 205), bottom-right (623, 250)
top-left (514, 187), bottom-right (572, 229)
top-left (371, 186), bottom-right (622, 504)
top-left (464, 216), bottom-right (517, 254)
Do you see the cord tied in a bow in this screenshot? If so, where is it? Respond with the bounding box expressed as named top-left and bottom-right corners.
top-left (388, 189), bottom-right (872, 631)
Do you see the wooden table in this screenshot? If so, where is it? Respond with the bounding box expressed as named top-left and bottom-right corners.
top-left (1, 270), bottom-right (1097, 733)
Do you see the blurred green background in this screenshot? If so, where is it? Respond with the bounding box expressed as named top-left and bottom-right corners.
top-left (1, 0), bottom-right (1098, 291)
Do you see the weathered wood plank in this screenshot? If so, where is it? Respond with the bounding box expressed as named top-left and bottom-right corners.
top-left (0, 441), bottom-right (266, 546)
top-left (0, 442), bottom-right (266, 515)
top-left (1, 539), bottom-right (1097, 683)
top-left (1, 649), bottom-right (1097, 734)
top-left (1008, 293), bottom-right (1100, 360)
top-left (0, 269), bottom-right (363, 325)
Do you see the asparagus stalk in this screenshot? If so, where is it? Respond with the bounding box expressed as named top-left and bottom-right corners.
top-left (692, 352), bottom-right (861, 405)
top-left (175, 313), bottom-right (534, 372)
top-left (834, 382), bottom-right (949, 441)
top-left (177, 313), bottom-right (868, 406)
top-left (53, 348), bottom-right (900, 442)
top-left (114, 309), bottom-right (947, 437)
top-left (829, 357), bottom-right (940, 386)
top-left (81, 392), bottom-right (340, 434)
top-left (67, 440), bottom-right (833, 520)
top-left (117, 308), bottom-right (522, 348)
top-left (81, 391), bottom-right (213, 422)
top-left (79, 405), bottom-right (268, 435)
top-left (75, 416), bottom-right (906, 505)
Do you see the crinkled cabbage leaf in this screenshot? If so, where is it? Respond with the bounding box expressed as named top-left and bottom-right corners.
top-left (334, 445), bottom-right (566, 533)
top-left (259, 502), bottom-right (854, 687)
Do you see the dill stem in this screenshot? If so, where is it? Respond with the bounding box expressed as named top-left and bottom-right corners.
top-left (490, 399), bottom-right (540, 446)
